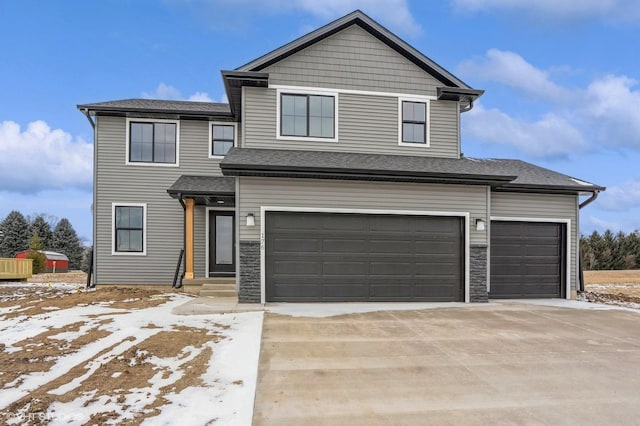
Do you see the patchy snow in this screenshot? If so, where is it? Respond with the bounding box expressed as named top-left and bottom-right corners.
top-left (0, 288), bottom-right (264, 425)
top-left (571, 177), bottom-right (594, 186)
top-left (511, 298), bottom-right (640, 313)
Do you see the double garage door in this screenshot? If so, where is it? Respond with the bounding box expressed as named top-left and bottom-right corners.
top-left (490, 221), bottom-right (565, 299)
top-left (265, 212), bottom-right (464, 302)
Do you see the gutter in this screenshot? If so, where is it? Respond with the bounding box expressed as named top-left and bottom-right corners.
top-left (578, 190), bottom-right (601, 292)
top-left (81, 108), bottom-right (95, 129)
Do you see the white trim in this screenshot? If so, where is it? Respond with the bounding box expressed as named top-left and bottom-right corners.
top-left (270, 84), bottom-right (437, 101)
top-left (205, 206), bottom-right (237, 278)
top-left (490, 216), bottom-right (572, 300)
top-left (111, 203), bottom-right (147, 256)
top-left (486, 187), bottom-right (491, 293)
top-left (125, 117), bottom-right (180, 167)
top-left (398, 97), bottom-right (431, 147)
top-left (209, 121), bottom-right (238, 159)
top-left (259, 206), bottom-right (471, 304)
top-left (275, 88), bottom-right (339, 142)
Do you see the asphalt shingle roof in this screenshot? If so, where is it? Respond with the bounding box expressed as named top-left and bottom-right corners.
top-left (220, 148), bottom-right (603, 192)
top-left (78, 99), bottom-right (231, 115)
top-left (167, 175), bottom-right (236, 196)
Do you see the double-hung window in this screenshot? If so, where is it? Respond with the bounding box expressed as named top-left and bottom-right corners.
top-left (128, 120), bottom-right (178, 164)
top-left (400, 100), bottom-right (428, 145)
top-left (113, 204), bottom-right (146, 255)
top-left (280, 93), bottom-right (335, 139)
top-left (210, 123), bottom-right (235, 157)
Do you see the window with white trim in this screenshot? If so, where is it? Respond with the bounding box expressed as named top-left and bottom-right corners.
top-left (211, 124), bottom-right (235, 157)
top-left (401, 100), bottom-right (427, 144)
top-left (113, 204), bottom-right (146, 254)
top-left (281, 93), bottom-right (335, 138)
top-left (128, 121), bottom-right (177, 164)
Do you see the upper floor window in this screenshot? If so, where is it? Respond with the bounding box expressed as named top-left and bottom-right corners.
top-left (401, 100), bottom-right (427, 144)
top-left (112, 203), bottom-right (146, 255)
top-left (127, 119), bottom-right (179, 166)
top-left (210, 123), bottom-right (236, 157)
top-left (280, 93), bottom-right (335, 139)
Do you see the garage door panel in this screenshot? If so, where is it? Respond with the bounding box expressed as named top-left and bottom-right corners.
top-left (322, 261), bottom-right (368, 275)
top-left (266, 212), bottom-right (464, 302)
top-left (490, 221), bottom-right (563, 299)
top-left (273, 260), bottom-right (320, 275)
top-left (322, 239), bottom-right (368, 253)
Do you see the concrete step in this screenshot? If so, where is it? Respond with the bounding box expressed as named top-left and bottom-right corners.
top-left (183, 277), bottom-right (236, 285)
top-left (201, 283), bottom-right (236, 291)
top-left (199, 289), bottom-right (238, 298)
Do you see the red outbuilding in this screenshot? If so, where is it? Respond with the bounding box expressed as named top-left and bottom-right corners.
top-left (15, 250), bottom-right (69, 273)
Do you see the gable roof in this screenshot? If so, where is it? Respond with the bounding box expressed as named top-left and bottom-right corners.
top-left (237, 10), bottom-right (472, 90)
top-left (220, 148), bottom-right (604, 194)
top-left (77, 99), bottom-right (231, 118)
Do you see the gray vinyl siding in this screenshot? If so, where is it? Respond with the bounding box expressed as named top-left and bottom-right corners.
top-left (243, 87), bottom-right (459, 158)
top-left (490, 192), bottom-right (578, 293)
top-left (238, 177), bottom-right (488, 245)
top-left (94, 116), bottom-right (232, 284)
top-left (263, 25), bottom-right (442, 97)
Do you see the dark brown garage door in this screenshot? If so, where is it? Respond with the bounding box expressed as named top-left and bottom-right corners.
top-left (265, 212), bottom-right (464, 302)
top-left (490, 221), bottom-right (565, 299)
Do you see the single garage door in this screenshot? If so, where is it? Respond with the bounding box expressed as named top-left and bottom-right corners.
top-left (490, 221), bottom-right (565, 299)
top-left (265, 212), bottom-right (464, 302)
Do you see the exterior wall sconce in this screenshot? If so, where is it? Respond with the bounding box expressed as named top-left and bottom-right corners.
top-left (475, 218), bottom-right (486, 231)
top-left (246, 213), bottom-right (255, 227)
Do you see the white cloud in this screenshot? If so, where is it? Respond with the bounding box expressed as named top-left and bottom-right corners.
top-left (597, 179), bottom-right (640, 211)
top-left (458, 49), bottom-right (573, 102)
top-left (462, 104), bottom-right (586, 159)
top-left (459, 50), bottom-right (640, 153)
top-left (187, 92), bottom-right (214, 102)
top-left (0, 121), bottom-right (92, 193)
top-left (582, 215), bottom-right (623, 233)
top-left (584, 75), bottom-right (640, 146)
top-left (142, 83), bottom-right (217, 103)
top-left (450, 0), bottom-right (640, 23)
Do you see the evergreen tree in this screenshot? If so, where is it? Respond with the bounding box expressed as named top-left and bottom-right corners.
top-left (27, 233), bottom-right (47, 274)
top-left (0, 211), bottom-right (31, 257)
top-left (51, 218), bottom-right (83, 269)
top-left (30, 215), bottom-right (53, 250)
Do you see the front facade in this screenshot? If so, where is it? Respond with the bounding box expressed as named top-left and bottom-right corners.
top-left (79, 11), bottom-right (603, 303)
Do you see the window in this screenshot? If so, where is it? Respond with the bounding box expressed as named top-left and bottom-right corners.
top-left (281, 94), bottom-right (335, 138)
top-left (113, 204), bottom-right (146, 255)
top-left (400, 100), bottom-right (427, 145)
top-left (211, 124), bottom-right (235, 157)
top-left (128, 120), bottom-right (177, 164)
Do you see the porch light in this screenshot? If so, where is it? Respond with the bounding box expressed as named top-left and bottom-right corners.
top-left (475, 218), bottom-right (486, 231)
top-left (246, 213), bottom-right (255, 227)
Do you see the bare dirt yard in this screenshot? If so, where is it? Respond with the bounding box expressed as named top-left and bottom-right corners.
top-left (0, 274), bottom-right (262, 425)
top-left (583, 269), bottom-right (640, 308)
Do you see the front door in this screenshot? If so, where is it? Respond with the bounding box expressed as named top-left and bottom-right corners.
top-left (209, 211), bottom-right (235, 275)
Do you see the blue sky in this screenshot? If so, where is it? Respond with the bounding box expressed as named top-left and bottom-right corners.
top-left (1, 0), bottom-right (639, 244)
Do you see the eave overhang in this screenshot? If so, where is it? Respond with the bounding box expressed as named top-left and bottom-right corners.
top-left (437, 87), bottom-right (485, 112)
top-left (221, 71), bottom-right (270, 119)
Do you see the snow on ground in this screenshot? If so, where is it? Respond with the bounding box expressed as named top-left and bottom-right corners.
top-left (0, 283), bottom-right (263, 425)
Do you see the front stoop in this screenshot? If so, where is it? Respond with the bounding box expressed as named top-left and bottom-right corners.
top-left (182, 277), bottom-right (237, 298)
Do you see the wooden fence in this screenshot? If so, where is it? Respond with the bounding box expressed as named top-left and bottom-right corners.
top-left (0, 258), bottom-right (33, 280)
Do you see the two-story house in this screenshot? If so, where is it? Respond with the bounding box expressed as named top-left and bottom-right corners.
top-left (78, 10), bottom-right (603, 303)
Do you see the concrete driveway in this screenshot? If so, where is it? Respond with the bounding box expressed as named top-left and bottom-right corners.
top-left (253, 302), bottom-right (640, 425)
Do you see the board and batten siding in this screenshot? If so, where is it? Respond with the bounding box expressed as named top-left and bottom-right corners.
top-left (243, 87), bottom-right (459, 158)
top-left (94, 116), bottom-right (230, 284)
top-left (490, 192), bottom-right (579, 292)
top-left (238, 177), bottom-right (488, 245)
top-left (262, 25), bottom-right (443, 97)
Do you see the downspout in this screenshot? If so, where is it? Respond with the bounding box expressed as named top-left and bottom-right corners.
top-left (578, 191), bottom-right (600, 292)
top-left (83, 108), bottom-right (96, 288)
top-left (82, 108), bottom-right (95, 129)
top-left (176, 193), bottom-right (186, 289)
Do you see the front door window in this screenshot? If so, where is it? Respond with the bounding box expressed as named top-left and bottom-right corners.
top-left (209, 211), bottom-right (235, 274)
